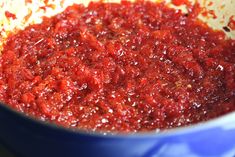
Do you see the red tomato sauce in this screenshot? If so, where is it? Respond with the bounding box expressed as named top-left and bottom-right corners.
top-left (5, 11), bottom-right (16, 20)
top-left (0, 1), bottom-right (235, 132)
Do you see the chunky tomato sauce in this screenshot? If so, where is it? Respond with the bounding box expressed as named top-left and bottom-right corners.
top-left (0, 1), bottom-right (235, 132)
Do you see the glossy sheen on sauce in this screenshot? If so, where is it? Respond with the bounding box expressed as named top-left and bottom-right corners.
top-left (0, 1), bottom-right (235, 133)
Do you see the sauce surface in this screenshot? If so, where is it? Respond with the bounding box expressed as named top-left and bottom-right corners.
top-left (0, 1), bottom-right (235, 132)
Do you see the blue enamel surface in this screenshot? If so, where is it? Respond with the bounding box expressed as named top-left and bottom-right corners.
top-left (0, 103), bottom-right (235, 157)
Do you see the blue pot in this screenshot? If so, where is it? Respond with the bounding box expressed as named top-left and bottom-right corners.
top-left (0, 102), bottom-right (235, 157)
